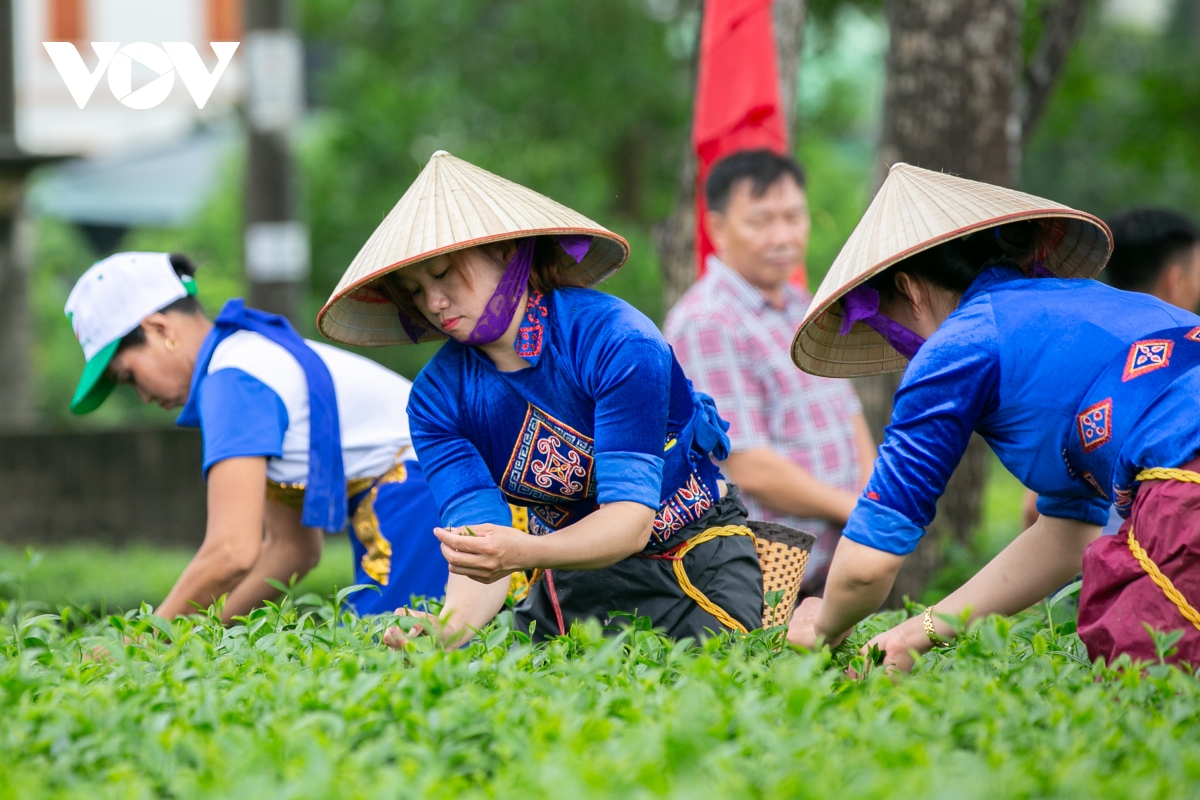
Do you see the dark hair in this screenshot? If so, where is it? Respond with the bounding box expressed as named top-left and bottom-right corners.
top-left (1104, 208), bottom-right (1199, 291)
top-left (705, 149), bottom-right (807, 214)
top-left (379, 236), bottom-right (583, 336)
top-left (867, 221), bottom-right (1039, 301)
top-left (116, 253), bottom-right (204, 353)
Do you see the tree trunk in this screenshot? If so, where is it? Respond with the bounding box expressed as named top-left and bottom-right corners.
top-left (0, 0), bottom-right (32, 431)
top-left (657, 139), bottom-right (698, 313)
top-left (658, 0), bottom-right (807, 313)
top-left (774, 0), bottom-right (806, 137)
top-left (868, 0), bottom-right (1023, 607)
top-left (0, 193), bottom-right (32, 430)
top-left (1019, 0), bottom-right (1087, 152)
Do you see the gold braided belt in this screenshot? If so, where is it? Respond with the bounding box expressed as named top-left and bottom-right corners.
top-left (265, 477), bottom-right (376, 510)
top-left (640, 524), bottom-right (757, 633)
top-left (1126, 467), bottom-right (1200, 632)
top-left (265, 467), bottom-right (406, 586)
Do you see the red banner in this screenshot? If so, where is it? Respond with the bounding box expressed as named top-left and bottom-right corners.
top-left (692, 0), bottom-right (803, 287)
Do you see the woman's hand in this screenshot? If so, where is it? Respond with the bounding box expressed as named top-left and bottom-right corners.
top-left (383, 574), bottom-right (511, 651)
top-left (434, 524), bottom-right (532, 584)
top-left (859, 618), bottom-right (924, 674)
top-left (786, 597), bottom-right (851, 649)
top-left (383, 607), bottom-right (453, 649)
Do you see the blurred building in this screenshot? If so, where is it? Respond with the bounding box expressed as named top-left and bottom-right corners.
top-left (15, 0), bottom-right (244, 157)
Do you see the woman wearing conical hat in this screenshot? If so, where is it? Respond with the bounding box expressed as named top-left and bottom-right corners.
top-left (64, 252), bottom-right (448, 621)
top-left (319, 151), bottom-right (764, 645)
top-left (786, 163), bottom-right (1200, 668)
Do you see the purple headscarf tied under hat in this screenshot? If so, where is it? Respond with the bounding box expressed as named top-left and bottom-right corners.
top-left (838, 284), bottom-right (926, 360)
top-left (398, 234), bottom-right (593, 345)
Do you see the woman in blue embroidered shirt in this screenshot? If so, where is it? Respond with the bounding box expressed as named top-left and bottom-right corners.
top-left (64, 251), bottom-right (447, 620)
top-left (786, 164), bottom-right (1200, 668)
top-left (318, 151), bottom-right (764, 644)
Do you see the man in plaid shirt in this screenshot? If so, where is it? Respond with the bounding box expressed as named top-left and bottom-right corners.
top-left (665, 150), bottom-right (876, 594)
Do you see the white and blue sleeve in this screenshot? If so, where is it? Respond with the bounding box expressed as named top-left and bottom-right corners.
top-left (197, 368), bottom-right (290, 475)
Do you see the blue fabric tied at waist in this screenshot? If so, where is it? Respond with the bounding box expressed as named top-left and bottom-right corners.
top-left (1068, 325), bottom-right (1200, 507)
top-left (177, 299), bottom-right (349, 532)
top-left (688, 388), bottom-right (731, 462)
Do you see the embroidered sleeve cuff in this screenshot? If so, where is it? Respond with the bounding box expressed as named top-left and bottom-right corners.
top-left (1036, 494), bottom-right (1111, 527)
top-left (444, 490), bottom-right (513, 529)
top-left (595, 451), bottom-right (664, 509)
top-left (842, 496), bottom-right (925, 556)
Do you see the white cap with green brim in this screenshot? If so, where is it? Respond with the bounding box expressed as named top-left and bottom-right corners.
top-left (64, 252), bottom-right (197, 414)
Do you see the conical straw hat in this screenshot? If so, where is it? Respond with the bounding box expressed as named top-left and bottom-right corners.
top-left (791, 163), bottom-right (1112, 378)
top-left (318, 151), bottom-right (630, 346)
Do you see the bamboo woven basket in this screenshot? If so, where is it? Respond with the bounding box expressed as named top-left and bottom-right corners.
top-left (749, 521), bottom-right (816, 628)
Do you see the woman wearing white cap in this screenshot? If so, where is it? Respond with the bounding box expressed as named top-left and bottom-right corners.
top-left (786, 164), bottom-right (1200, 668)
top-left (318, 152), bottom-right (764, 645)
top-left (64, 251), bottom-right (447, 620)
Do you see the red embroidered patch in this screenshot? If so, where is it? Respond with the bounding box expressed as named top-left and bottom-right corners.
top-left (866, 491), bottom-right (880, 501)
top-left (1186, 327), bottom-right (1200, 343)
top-left (517, 291), bottom-right (549, 358)
top-left (1121, 339), bottom-right (1173, 382)
top-left (1114, 484), bottom-right (1134, 515)
top-left (1081, 471), bottom-right (1108, 500)
top-left (651, 473), bottom-right (715, 543)
top-left (1077, 398), bottom-right (1113, 454)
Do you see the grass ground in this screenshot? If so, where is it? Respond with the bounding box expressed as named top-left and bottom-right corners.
top-left (0, 538), bottom-right (355, 613)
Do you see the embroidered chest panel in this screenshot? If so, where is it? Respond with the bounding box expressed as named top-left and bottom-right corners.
top-left (526, 503), bottom-right (586, 536)
top-left (503, 404), bottom-right (596, 504)
top-left (501, 404), bottom-right (716, 544)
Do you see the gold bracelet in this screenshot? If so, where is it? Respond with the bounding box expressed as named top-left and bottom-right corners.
top-left (923, 605), bottom-right (951, 648)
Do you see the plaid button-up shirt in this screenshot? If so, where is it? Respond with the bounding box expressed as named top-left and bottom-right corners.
top-left (665, 257), bottom-right (864, 582)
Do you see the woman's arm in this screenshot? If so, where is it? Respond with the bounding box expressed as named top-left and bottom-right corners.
top-left (432, 501), bottom-right (656, 584)
top-left (815, 537), bottom-right (906, 643)
top-left (786, 537), bottom-right (905, 648)
top-left (722, 448), bottom-right (860, 524)
top-left (864, 515), bottom-right (1101, 669)
top-left (220, 499), bottom-right (324, 622)
top-left (385, 502), bottom-right (656, 648)
top-left (384, 572), bottom-right (511, 650)
top-left (156, 457), bottom-right (268, 619)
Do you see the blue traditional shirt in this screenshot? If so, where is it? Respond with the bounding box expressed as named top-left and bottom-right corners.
top-left (408, 287), bottom-right (730, 546)
top-left (847, 266), bottom-right (1200, 555)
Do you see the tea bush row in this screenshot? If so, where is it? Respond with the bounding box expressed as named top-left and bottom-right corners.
top-left (0, 587), bottom-right (1197, 799)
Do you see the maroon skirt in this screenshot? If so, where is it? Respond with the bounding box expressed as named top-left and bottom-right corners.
top-left (1078, 457), bottom-right (1200, 667)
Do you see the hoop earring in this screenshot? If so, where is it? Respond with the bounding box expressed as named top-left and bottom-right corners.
top-left (165, 339), bottom-right (179, 352)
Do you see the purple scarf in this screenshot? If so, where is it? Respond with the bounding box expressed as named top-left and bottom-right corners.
top-left (398, 235), bottom-right (593, 345)
top-left (838, 285), bottom-right (926, 360)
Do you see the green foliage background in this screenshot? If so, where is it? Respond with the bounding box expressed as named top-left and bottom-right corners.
top-left (29, 3), bottom-right (1200, 429)
top-left (28, 0), bottom-right (887, 428)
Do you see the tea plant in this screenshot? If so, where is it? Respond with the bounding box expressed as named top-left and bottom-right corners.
top-left (0, 579), bottom-right (1198, 799)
